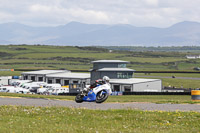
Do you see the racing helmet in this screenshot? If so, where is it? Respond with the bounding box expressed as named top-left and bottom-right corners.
top-left (103, 76), bottom-right (110, 83)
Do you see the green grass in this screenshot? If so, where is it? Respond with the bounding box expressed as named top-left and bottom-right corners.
top-left (135, 73), bottom-right (200, 78)
top-left (0, 71), bottom-right (22, 76)
top-left (1, 93), bottom-right (198, 104)
top-left (1, 45), bottom-right (200, 71)
top-left (0, 93), bottom-right (75, 101)
top-left (107, 95), bottom-right (194, 104)
top-left (161, 78), bottom-right (200, 89)
top-left (134, 74), bottom-right (200, 89)
top-left (0, 106), bottom-right (199, 133)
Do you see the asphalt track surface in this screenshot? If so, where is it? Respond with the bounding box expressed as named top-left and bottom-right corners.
top-left (0, 97), bottom-right (200, 112)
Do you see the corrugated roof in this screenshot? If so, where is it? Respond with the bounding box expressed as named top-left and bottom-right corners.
top-left (46, 72), bottom-right (90, 79)
top-left (22, 70), bottom-right (69, 75)
top-left (92, 60), bottom-right (129, 63)
top-left (97, 68), bottom-right (135, 71)
top-left (110, 78), bottom-right (161, 84)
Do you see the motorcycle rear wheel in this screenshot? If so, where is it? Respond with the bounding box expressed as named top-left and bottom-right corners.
top-left (96, 90), bottom-right (109, 103)
top-left (75, 93), bottom-right (84, 103)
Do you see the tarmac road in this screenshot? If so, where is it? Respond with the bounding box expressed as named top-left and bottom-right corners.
top-left (0, 97), bottom-right (200, 112)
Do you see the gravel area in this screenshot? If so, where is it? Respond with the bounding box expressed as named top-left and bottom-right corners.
top-left (0, 97), bottom-right (200, 112)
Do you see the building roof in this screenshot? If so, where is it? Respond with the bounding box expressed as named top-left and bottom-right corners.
top-left (46, 72), bottom-right (90, 79)
top-left (92, 60), bottom-right (129, 63)
top-left (110, 78), bottom-right (161, 85)
top-left (22, 70), bottom-right (69, 75)
top-left (97, 68), bottom-right (135, 72)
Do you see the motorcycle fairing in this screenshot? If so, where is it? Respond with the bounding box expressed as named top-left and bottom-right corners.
top-left (82, 90), bottom-right (96, 102)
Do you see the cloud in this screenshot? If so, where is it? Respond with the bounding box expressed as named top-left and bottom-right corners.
top-left (144, 0), bottom-right (159, 7)
top-left (0, 0), bottom-right (199, 27)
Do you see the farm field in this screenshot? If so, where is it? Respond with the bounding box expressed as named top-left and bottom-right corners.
top-left (1, 45), bottom-right (200, 89)
top-left (0, 93), bottom-right (198, 104)
top-left (0, 105), bottom-right (199, 133)
top-left (1, 45), bottom-right (200, 71)
top-left (135, 73), bottom-right (200, 78)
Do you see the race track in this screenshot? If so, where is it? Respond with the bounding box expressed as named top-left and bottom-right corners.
top-left (0, 97), bottom-right (200, 112)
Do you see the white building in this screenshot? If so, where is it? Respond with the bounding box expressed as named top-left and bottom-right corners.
top-left (110, 78), bottom-right (162, 92)
top-left (21, 70), bottom-right (69, 82)
top-left (186, 55), bottom-right (200, 59)
top-left (0, 76), bottom-right (12, 85)
top-left (46, 72), bottom-right (90, 86)
top-left (20, 60), bottom-right (162, 93)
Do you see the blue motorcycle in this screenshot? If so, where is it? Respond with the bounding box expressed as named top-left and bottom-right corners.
top-left (75, 83), bottom-right (112, 103)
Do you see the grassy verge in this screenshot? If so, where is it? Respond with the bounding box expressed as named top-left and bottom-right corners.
top-left (1, 93), bottom-right (199, 104)
top-left (135, 76), bottom-right (200, 88)
top-left (0, 93), bottom-right (75, 101)
top-left (0, 71), bottom-right (22, 76)
top-left (0, 106), bottom-right (199, 133)
top-left (135, 73), bottom-right (200, 78)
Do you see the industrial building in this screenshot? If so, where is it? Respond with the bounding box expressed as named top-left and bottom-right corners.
top-left (20, 60), bottom-right (162, 92)
top-left (90, 60), bottom-right (135, 83)
top-left (110, 78), bottom-right (162, 92)
top-left (45, 72), bottom-right (90, 86)
top-left (90, 60), bottom-right (162, 92)
top-left (21, 70), bottom-right (69, 82)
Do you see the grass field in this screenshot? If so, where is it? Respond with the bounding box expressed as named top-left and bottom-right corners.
top-left (135, 73), bottom-right (200, 78)
top-left (0, 106), bottom-right (199, 133)
top-left (0, 93), bottom-right (198, 104)
top-left (0, 71), bottom-right (22, 76)
top-left (1, 45), bottom-right (200, 71)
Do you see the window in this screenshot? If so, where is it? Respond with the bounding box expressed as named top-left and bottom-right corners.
top-left (113, 85), bottom-right (120, 92)
top-left (38, 77), bottom-right (43, 81)
top-left (31, 76), bottom-right (35, 81)
top-left (73, 81), bottom-right (78, 84)
top-left (56, 79), bottom-right (61, 84)
top-left (117, 73), bottom-right (132, 79)
top-left (64, 80), bottom-right (69, 85)
top-left (124, 86), bottom-right (131, 92)
top-left (118, 64), bottom-right (126, 68)
top-left (48, 79), bottom-right (52, 84)
top-left (24, 75), bottom-right (28, 80)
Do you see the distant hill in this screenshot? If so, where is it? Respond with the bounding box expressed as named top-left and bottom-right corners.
top-left (0, 21), bottom-right (200, 46)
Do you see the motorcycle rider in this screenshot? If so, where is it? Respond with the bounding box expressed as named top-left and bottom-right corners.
top-left (83, 76), bottom-right (110, 95)
top-left (91, 76), bottom-right (110, 88)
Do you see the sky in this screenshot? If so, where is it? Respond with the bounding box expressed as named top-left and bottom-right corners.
top-left (0, 0), bottom-right (199, 27)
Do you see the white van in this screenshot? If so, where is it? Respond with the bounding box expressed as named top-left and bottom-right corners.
top-left (52, 87), bottom-right (69, 95)
top-left (37, 84), bottom-right (61, 94)
top-left (0, 86), bottom-right (29, 94)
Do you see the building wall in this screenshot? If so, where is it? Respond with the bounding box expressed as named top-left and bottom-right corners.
top-left (133, 80), bottom-right (162, 92)
top-left (22, 74), bottom-right (45, 82)
top-left (45, 77), bottom-right (90, 87)
top-left (91, 71), bottom-right (101, 83)
top-left (0, 77), bottom-right (12, 85)
top-left (111, 83), bottom-right (133, 92)
top-left (93, 63), bottom-right (126, 69)
top-left (91, 71), bottom-right (133, 83)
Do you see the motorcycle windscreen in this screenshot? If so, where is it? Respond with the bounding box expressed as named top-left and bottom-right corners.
top-left (83, 90), bottom-right (96, 102)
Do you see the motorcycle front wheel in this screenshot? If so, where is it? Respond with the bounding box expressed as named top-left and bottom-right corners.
top-left (75, 93), bottom-right (84, 103)
top-left (96, 90), bottom-right (109, 103)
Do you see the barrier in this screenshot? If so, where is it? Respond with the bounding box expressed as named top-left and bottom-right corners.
top-left (60, 92), bottom-right (191, 96)
top-left (123, 92), bottom-right (191, 95)
top-left (191, 90), bottom-right (200, 100)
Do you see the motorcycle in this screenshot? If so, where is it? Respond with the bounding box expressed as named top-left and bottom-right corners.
top-left (75, 83), bottom-right (112, 103)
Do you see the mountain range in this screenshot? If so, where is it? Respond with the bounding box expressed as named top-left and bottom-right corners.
top-left (0, 21), bottom-right (200, 46)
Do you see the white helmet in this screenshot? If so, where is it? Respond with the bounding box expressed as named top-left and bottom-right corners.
top-left (103, 76), bottom-right (110, 82)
